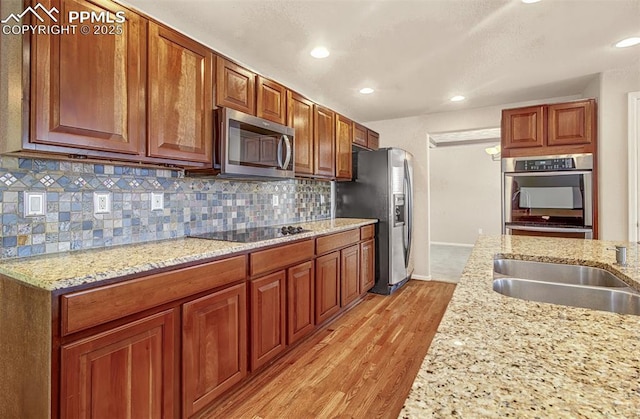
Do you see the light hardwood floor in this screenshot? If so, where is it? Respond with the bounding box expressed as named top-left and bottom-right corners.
top-left (196, 280), bottom-right (456, 419)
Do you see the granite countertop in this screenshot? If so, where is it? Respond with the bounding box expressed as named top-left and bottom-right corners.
top-left (402, 235), bottom-right (640, 418)
top-left (0, 218), bottom-right (376, 291)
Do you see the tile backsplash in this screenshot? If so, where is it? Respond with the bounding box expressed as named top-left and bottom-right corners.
top-left (0, 156), bottom-right (331, 259)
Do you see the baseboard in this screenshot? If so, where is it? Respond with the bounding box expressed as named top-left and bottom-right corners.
top-left (430, 241), bottom-right (474, 248)
top-left (411, 274), bottom-right (432, 281)
top-left (431, 277), bottom-right (459, 284)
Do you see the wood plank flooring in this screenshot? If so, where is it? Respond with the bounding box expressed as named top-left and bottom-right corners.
top-left (196, 280), bottom-right (456, 419)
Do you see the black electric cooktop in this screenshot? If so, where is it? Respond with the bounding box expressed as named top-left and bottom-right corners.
top-left (189, 225), bottom-right (309, 243)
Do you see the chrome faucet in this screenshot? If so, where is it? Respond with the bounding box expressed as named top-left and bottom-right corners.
top-left (607, 245), bottom-right (627, 266)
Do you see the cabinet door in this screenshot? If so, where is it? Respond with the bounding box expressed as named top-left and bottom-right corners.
top-left (335, 114), bottom-right (353, 180)
top-left (341, 244), bottom-right (360, 307)
top-left (61, 309), bottom-right (177, 419)
top-left (501, 106), bottom-right (545, 149)
top-left (257, 76), bottom-right (287, 125)
top-left (31, 0), bottom-right (145, 155)
top-left (287, 261), bottom-right (315, 344)
top-left (547, 100), bottom-right (594, 146)
top-left (314, 105), bottom-right (336, 178)
top-left (353, 123), bottom-right (367, 148)
top-left (250, 271), bottom-right (286, 371)
top-left (360, 239), bottom-right (375, 294)
top-left (288, 92), bottom-right (314, 175)
top-left (315, 251), bottom-right (340, 324)
top-left (147, 23), bottom-right (213, 164)
top-left (182, 283), bottom-right (247, 417)
top-left (367, 129), bottom-right (380, 150)
top-left (216, 57), bottom-right (256, 115)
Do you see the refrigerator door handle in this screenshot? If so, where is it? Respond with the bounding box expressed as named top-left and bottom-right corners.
top-left (404, 160), bottom-right (413, 268)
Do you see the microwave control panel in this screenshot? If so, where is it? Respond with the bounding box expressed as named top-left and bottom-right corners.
top-left (516, 158), bottom-right (575, 171)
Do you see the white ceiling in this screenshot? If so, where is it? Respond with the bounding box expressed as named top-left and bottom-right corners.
top-left (123, 0), bottom-right (640, 123)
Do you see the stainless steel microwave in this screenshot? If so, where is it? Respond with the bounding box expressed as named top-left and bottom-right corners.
top-left (214, 107), bottom-right (295, 179)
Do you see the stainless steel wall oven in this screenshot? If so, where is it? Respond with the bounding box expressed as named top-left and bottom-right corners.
top-left (502, 153), bottom-right (594, 239)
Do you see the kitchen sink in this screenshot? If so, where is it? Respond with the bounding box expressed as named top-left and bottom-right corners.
top-left (493, 258), bottom-right (629, 287)
top-left (492, 278), bottom-right (640, 316)
top-left (492, 258), bottom-right (640, 315)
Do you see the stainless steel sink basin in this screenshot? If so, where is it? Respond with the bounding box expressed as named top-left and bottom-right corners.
top-left (494, 258), bottom-right (629, 287)
top-left (493, 278), bottom-right (640, 316)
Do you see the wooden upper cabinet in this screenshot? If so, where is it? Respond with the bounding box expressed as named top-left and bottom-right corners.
top-left (335, 114), bottom-right (353, 180)
top-left (353, 123), bottom-right (367, 148)
top-left (147, 23), bottom-right (213, 164)
top-left (60, 309), bottom-right (177, 419)
top-left (182, 283), bottom-right (247, 417)
top-left (31, 0), bottom-right (145, 155)
top-left (547, 99), bottom-right (594, 146)
top-left (287, 92), bottom-right (314, 176)
top-left (216, 57), bottom-right (256, 115)
top-left (501, 99), bottom-right (596, 157)
top-left (367, 129), bottom-right (380, 150)
top-left (501, 105), bottom-right (545, 150)
top-left (257, 77), bottom-right (287, 125)
top-left (314, 105), bottom-right (336, 178)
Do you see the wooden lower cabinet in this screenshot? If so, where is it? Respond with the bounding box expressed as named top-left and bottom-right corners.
top-left (182, 283), bottom-right (247, 418)
top-left (287, 261), bottom-right (315, 344)
top-left (60, 309), bottom-right (177, 419)
top-left (315, 251), bottom-right (341, 324)
top-left (250, 271), bottom-right (287, 371)
top-left (55, 227), bottom-right (376, 417)
top-left (341, 244), bottom-right (360, 306)
top-left (360, 239), bottom-right (375, 294)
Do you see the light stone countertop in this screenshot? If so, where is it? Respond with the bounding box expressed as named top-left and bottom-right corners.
top-left (401, 235), bottom-right (640, 418)
top-left (0, 218), bottom-right (376, 291)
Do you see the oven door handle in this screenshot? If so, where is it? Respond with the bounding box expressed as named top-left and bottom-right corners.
top-left (506, 225), bottom-right (593, 235)
top-left (504, 170), bottom-right (591, 177)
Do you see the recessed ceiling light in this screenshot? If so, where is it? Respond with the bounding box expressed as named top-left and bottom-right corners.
top-left (359, 87), bottom-right (374, 94)
top-left (521, 0), bottom-right (541, 3)
top-left (615, 37), bottom-right (640, 48)
top-left (450, 95), bottom-right (465, 102)
top-left (310, 46), bottom-right (330, 58)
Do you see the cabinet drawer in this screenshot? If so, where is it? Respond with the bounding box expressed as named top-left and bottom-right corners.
top-left (316, 229), bottom-right (359, 255)
top-left (62, 255), bottom-right (247, 335)
top-left (250, 240), bottom-right (314, 277)
top-left (360, 225), bottom-right (375, 240)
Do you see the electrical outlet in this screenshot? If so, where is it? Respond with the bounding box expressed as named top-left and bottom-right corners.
top-left (272, 195), bottom-right (279, 206)
top-left (24, 192), bottom-right (46, 217)
top-left (151, 192), bottom-right (164, 211)
top-left (94, 192), bottom-right (111, 215)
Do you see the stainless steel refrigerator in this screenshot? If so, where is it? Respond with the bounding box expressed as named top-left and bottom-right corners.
top-left (336, 147), bottom-right (414, 295)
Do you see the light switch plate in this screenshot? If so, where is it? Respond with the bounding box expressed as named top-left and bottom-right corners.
top-left (94, 192), bottom-right (111, 215)
top-left (24, 192), bottom-right (46, 217)
top-left (151, 192), bottom-right (164, 211)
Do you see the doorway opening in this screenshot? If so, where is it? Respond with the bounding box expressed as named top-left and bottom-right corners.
top-left (427, 127), bottom-right (502, 283)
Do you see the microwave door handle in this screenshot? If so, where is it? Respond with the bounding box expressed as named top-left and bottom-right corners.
top-left (277, 136), bottom-right (284, 169)
top-left (282, 135), bottom-right (292, 170)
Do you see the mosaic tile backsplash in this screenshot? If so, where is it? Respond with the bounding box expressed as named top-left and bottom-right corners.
top-left (0, 156), bottom-right (331, 259)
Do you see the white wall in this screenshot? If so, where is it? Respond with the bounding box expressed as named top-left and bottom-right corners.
top-left (430, 144), bottom-right (501, 245)
top-left (598, 64), bottom-right (640, 240)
